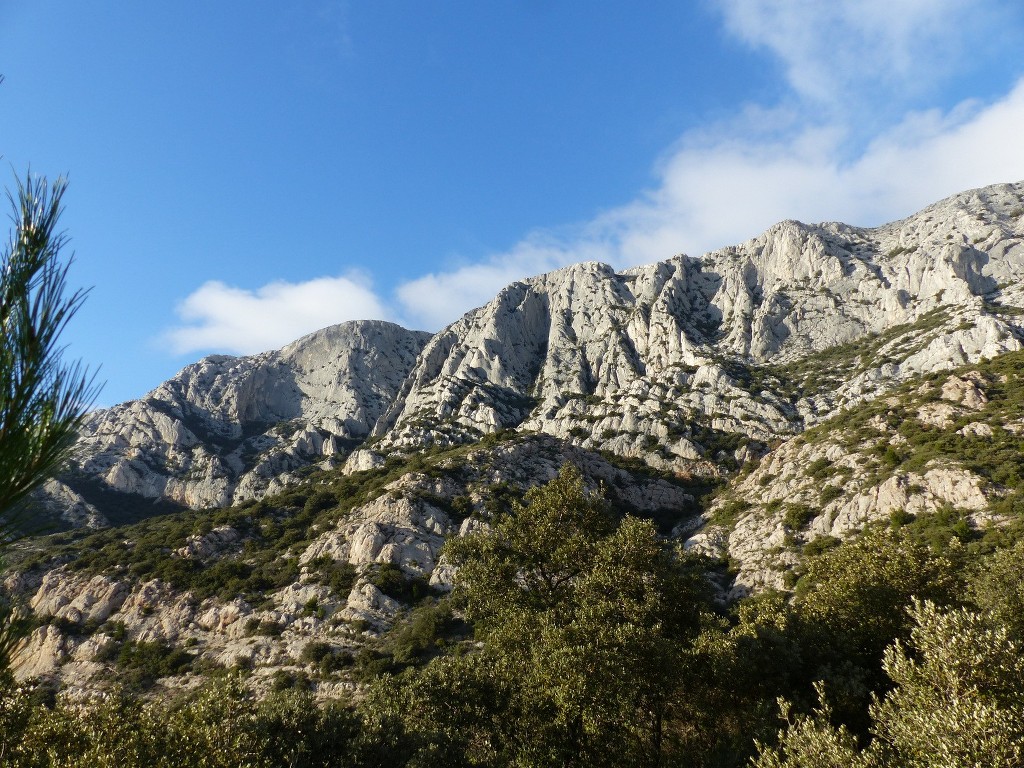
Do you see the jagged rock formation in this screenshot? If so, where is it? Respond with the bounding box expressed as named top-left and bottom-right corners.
top-left (39, 182), bottom-right (1024, 526)
top-left (10, 179), bottom-right (1024, 697)
top-left (39, 321), bottom-right (431, 526)
top-left (377, 182), bottom-right (1024, 462)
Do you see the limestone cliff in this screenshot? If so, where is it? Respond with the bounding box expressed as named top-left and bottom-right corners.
top-left (11, 179), bottom-right (1024, 698)
top-left (41, 321), bottom-right (431, 525)
top-left (39, 182), bottom-right (1024, 526)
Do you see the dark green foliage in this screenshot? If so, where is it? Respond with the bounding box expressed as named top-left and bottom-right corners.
top-left (300, 640), bottom-right (354, 674)
top-left (311, 558), bottom-right (358, 598)
top-left (754, 601), bottom-right (1024, 767)
top-left (795, 529), bottom-right (962, 654)
top-left (384, 599), bottom-right (458, 665)
top-left (806, 457), bottom-right (833, 479)
top-left (0, 676), bottom-right (367, 767)
top-left (818, 485), bottom-right (843, 505)
top-left (783, 504), bottom-right (818, 531)
top-left (902, 506), bottom-right (977, 550)
top-left (802, 535), bottom-right (840, 557)
top-left (352, 599), bottom-right (463, 681)
top-left (368, 563), bottom-right (434, 604)
top-left (449, 494), bottom-right (474, 521)
top-left (969, 538), bottom-right (1024, 640)
top-left (715, 497), bottom-right (751, 527)
top-left (252, 619), bottom-right (284, 637)
top-left (302, 489), bottom-right (338, 515)
top-left (790, 529), bottom-right (963, 728)
top-left (112, 639), bottom-right (194, 690)
top-left (0, 174), bottom-right (99, 527)
top-left (270, 669), bottom-right (311, 692)
top-left (888, 508), bottom-right (914, 528)
top-left (373, 465), bottom-right (714, 767)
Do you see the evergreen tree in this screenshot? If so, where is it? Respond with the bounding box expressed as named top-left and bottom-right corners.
top-left (0, 173), bottom-right (97, 664)
top-left (370, 465), bottom-right (710, 767)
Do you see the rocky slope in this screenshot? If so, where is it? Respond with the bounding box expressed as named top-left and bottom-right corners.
top-left (38, 321), bottom-right (431, 526)
top-left (9, 435), bottom-right (701, 694)
top-left (10, 179), bottom-right (1024, 696)
top-left (687, 350), bottom-right (1024, 597)
top-left (44, 182), bottom-right (1024, 528)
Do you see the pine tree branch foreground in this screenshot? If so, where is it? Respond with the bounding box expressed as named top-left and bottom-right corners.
top-left (0, 173), bottom-right (98, 535)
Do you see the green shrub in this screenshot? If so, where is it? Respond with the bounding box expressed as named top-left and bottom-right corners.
top-left (803, 535), bottom-right (841, 557)
top-left (298, 640), bottom-right (353, 671)
top-left (450, 494), bottom-right (474, 521)
top-left (889, 509), bottom-right (915, 528)
top-left (303, 489), bottom-right (338, 515)
top-left (269, 669), bottom-right (310, 692)
top-left (115, 639), bottom-right (194, 689)
top-left (714, 498), bottom-right (751, 527)
top-left (818, 485), bottom-right (843, 505)
top-left (369, 563), bottom-right (434, 604)
top-left (783, 504), bottom-right (818, 531)
top-left (386, 600), bottom-right (456, 665)
top-left (806, 457), bottom-right (833, 479)
top-left (254, 619), bottom-right (284, 637)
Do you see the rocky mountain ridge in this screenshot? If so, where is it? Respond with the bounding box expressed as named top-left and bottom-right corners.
top-left (39, 181), bottom-right (1024, 526)
top-left (10, 179), bottom-right (1024, 697)
top-left (39, 321), bottom-right (432, 526)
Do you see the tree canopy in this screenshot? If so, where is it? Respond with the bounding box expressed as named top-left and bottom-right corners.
top-left (366, 465), bottom-right (712, 767)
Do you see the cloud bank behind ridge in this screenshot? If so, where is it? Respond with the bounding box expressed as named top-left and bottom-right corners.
top-left (166, 1), bottom-right (1024, 352)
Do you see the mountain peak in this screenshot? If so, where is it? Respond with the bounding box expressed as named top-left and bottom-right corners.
top-left (36, 180), bottom-right (1024, 526)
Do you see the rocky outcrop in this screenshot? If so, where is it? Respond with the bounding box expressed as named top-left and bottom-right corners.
top-left (11, 434), bottom-right (701, 693)
top-left (687, 363), bottom-right (1022, 596)
top-left (46, 321), bottom-right (431, 522)
top-left (38, 182), bottom-right (1024, 528)
top-left (376, 182), bottom-right (1024, 471)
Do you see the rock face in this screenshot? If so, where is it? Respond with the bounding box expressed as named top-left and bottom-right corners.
top-left (688, 360), bottom-right (1024, 597)
top-left (376, 182), bottom-right (1024, 463)
top-left (46, 321), bottom-right (431, 523)
top-left (10, 179), bottom-right (1024, 697)
top-left (41, 182), bottom-right (1024, 526)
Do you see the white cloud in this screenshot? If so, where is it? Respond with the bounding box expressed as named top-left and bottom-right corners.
top-left (607, 79), bottom-right (1024, 259)
top-left (165, 2), bottom-right (1024, 343)
top-left (394, 78), bottom-right (1024, 330)
top-left (715, 0), bottom-right (979, 106)
top-left (165, 273), bottom-right (389, 355)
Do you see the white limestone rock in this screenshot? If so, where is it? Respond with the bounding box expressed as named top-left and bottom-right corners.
top-left (44, 321), bottom-right (430, 520)
top-left (30, 570), bottom-right (131, 626)
top-left (37, 181), bottom-right (1024, 531)
top-left (174, 525), bottom-right (243, 561)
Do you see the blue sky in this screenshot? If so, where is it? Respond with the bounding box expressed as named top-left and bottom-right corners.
top-left (2, 1), bottom-right (1024, 407)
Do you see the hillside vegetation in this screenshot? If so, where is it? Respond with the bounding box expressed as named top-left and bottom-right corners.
top-left (4, 181), bottom-right (1024, 766)
top-left (4, 464), bottom-right (1024, 766)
